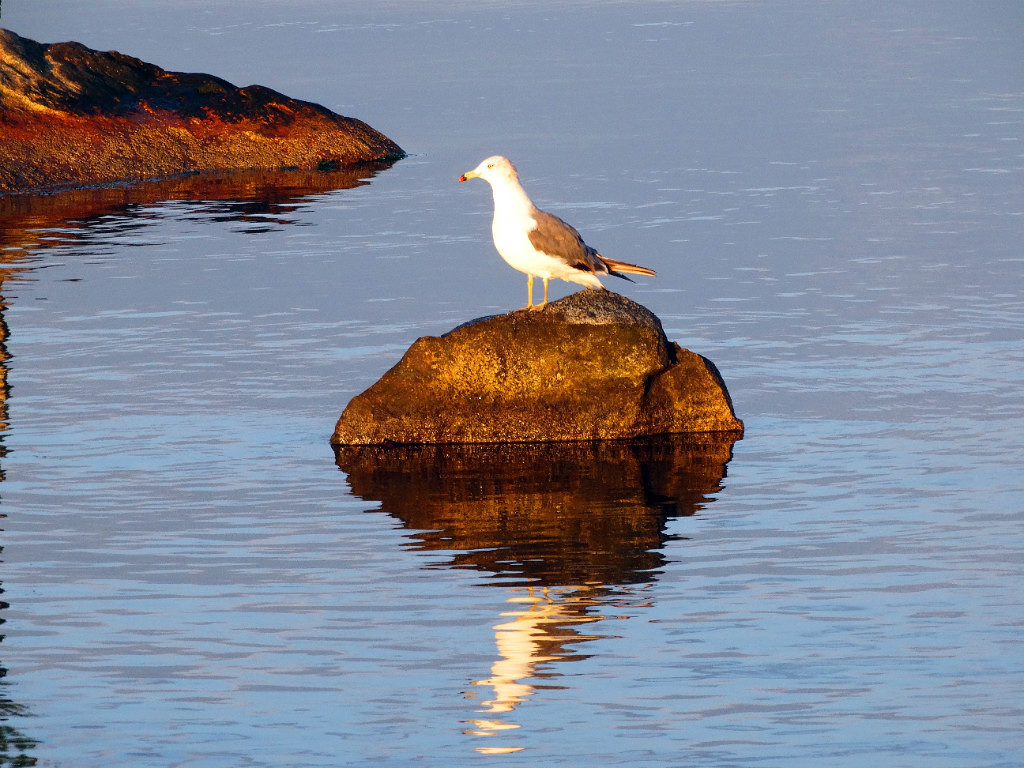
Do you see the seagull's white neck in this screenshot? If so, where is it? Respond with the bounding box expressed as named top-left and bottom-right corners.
top-left (486, 174), bottom-right (536, 220)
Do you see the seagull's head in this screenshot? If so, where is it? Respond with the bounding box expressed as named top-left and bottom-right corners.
top-left (459, 155), bottom-right (518, 185)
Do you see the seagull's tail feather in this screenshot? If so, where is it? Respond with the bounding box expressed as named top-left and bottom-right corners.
top-left (600, 257), bottom-right (657, 281)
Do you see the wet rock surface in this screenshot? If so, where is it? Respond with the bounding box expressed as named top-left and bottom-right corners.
top-left (332, 290), bottom-right (744, 445)
top-left (0, 28), bottom-right (403, 193)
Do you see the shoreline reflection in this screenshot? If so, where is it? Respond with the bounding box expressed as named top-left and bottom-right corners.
top-left (335, 436), bottom-right (739, 752)
top-left (0, 269), bottom-right (38, 764)
top-left (0, 163), bottom-right (396, 253)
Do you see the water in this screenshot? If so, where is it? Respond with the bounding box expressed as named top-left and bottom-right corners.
top-left (1, 1), bottom-right (1023, 766)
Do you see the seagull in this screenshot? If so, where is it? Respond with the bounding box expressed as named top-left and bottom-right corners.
top-left (459, 155), bottom-right (656, 309)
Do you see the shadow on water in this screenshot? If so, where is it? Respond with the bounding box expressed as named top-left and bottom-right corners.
top-left (334, 436), bottom-right (739, 752)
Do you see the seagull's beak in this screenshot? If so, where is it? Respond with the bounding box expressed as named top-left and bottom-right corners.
top-left (458, 170), bottom-right (478, 183)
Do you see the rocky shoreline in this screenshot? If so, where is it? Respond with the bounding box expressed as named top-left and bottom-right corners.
top-left (0, 28), bottom-right (404, 194)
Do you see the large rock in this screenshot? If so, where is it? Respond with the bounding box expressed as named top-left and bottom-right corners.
top-left (332, 291), bottom-right (743, 444)
top-left (0, 28), bottom-right (404, 193)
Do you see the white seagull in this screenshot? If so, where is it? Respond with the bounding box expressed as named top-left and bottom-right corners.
top-left (459, 155), bottom-right (656, 309)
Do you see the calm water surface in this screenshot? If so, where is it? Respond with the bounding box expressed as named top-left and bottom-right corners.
top-left (1, 1), bottom-right (1022, 766)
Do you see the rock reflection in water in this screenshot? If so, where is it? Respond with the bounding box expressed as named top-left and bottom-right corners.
top-left (334, 436), bottom-right (738, 752)
top-left (0, 268), bottom-right (37, 764)
top-left (0, 163), bottom-right (394, 252)
top-left (0, 565), bottom-right (38, 767)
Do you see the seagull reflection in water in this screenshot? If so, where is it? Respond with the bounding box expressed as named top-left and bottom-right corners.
top-left (334, 435), bottom-right (739, 753)
top-left (463, 585), bottom-right (609, 752)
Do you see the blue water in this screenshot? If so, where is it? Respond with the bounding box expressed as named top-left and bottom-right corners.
top-left (1, 1), bottom-right (1022, 766)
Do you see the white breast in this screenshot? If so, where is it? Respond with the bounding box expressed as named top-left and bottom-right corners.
top-left (490, 215), bottom-right (538, 271)
top-left (489, 185), bottom-right (553, 276)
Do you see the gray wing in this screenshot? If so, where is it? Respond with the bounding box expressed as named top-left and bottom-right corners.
top-left (527, 209), bottom-right (608, 274)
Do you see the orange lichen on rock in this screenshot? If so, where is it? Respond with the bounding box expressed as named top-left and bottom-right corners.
top-left (0, 28), bottom-right (404, 193)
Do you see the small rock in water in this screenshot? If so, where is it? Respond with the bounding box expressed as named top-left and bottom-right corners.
top-left (332, 291), bottom-right (743, 445)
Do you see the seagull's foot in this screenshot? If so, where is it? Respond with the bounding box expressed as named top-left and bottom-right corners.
top-left (514, 296), bottom-right (548, 312)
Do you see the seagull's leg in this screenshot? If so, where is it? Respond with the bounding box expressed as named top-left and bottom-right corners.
top-left (521, 274), bottom-right (534, 311)
top-left (528, 278), bottom-right (552, 311)
top-left (529, 277), bottom-right (550, 311)
top-left (528, 276), bottom-right (548, 311)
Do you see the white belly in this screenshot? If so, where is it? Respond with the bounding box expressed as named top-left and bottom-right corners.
top-left (491, 214), bottom-right (550, 276)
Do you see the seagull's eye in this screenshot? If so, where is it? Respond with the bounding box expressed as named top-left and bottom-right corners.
top-left (487, 163), bottom-right (494, 169)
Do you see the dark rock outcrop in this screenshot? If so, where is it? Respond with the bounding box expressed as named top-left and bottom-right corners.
top-left (0, 28), bottom-right (404, 193)
top-left (332, 290), bottom-right (743, 445)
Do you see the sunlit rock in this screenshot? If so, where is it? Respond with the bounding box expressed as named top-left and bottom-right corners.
top-left (332, 290), bottom-right (743, 444)
top-left (0, 28), bottom-right (404, 193)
